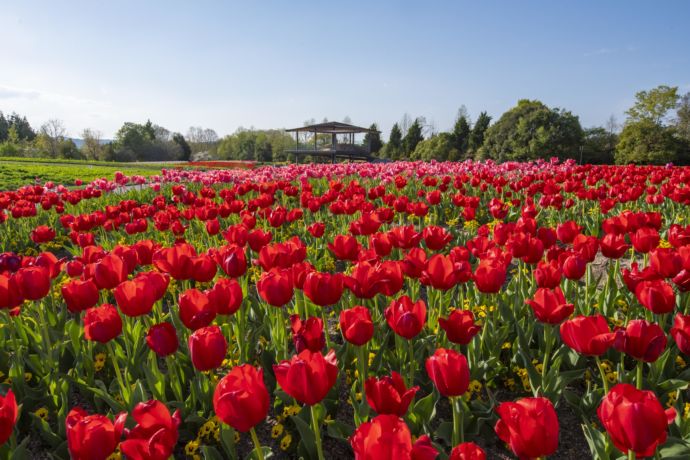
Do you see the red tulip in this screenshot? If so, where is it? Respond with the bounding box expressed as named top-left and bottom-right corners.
top-left (385, 296), bottom-right (427, 339)
top-left (422, 225), bottom-right (453, 250)
top-left (339, 306), bottom-right (374, 346)
top-left (120, 400), bottom-right (181, 460)
top-left (389, 225), bottom-right (422, 249)
top-left (525, 287), bottom-right (574, 324)
top-left (473, 259), bottom-right (507, 293)
top-left (425, 348), bottom-right (470, 397)
top-left (247, 229), bottom-right (273, 253)
top-left (62, 279), bottom-right (99, 313)
top-left (216, 244), bottom-right (247, 278)
top-left (670, 313), bottom-right (690, 355)
top-left (439, 309), bottom-right (481, 345)
top-left (560, 252), bottom-right (587, 280)
top-left (401, 248), bottom-right (427, 278)
top-left (93, 254), bottom-right (128, 290)
top-left (449, 442), bottom-right (486, 460)
top-left (190, 255), bottom-right (217, 283)
top-left (556, 221), bottom-right (580, 244)
top-left (179, 288), bottom-right (217, 330)
top-left (559, 314), bottom-right (616, 356)
top-left (15, 266), bottom-right (51, 300)
top-left (0, 390), bottom-right (17, 446)
top-left (290, 315), bottom-right (325, 353)
top-left (631, 227), bottom-right (660, 253)
top-left (328, 234), bottom-right (361, 261)
top-left (207, 278), bottom-right (243, 315)
top-left (598, 383), bottom-right (675, 457)
top-left (273, 349), bottom-right (338, 405)
top-left (303, 271), bottom-right (345, 306)
top-left (307, 222), bottom-right (326, 238)
top-left (213, 364), bottom-right (270, 432)
top-left (350, 414), bottom-right (438, 460)
top-left (66, 407), bottom-right (127, 460)
top-left (153, 243), bottom-right (197, 280)
top-left (31, 225), bottom-right (56, 243)
top-left (146, 323), bottom-right (179, 357)
top-left (188, 325), bottom-right (227, 371)
top-left (614, 319), bottom-right (667, 362)
top-left (600, 233), bottom-right (630, 259)
top-left (634, 279), bottom-right (676, 314)
top-left (534, 260), bottom-right (562, 289)
top-left (0, 274), bottom-right (23, 310)
top-left (114, 277), bottom-right (157, 317)
top-left (256, 268), bottom-right (294, 307)
top-left (649, 248), bottom-right (683, 278)
top-left (345, 261), bottom-right (403, 299)
top-left (421, 254), bottom-right (470, 291)
top-left (84, 304), bottom-right (122, 343)
top-left (365, 372), bottom-right (419, 416)
top-left (494, 397), bottom-right (559, 460)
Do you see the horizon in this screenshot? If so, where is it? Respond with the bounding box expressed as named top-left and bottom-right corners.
top-left (1, 0), bottom-right (689, 140)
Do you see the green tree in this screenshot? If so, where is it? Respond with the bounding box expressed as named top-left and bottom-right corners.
top-left (0, 112), bottom-right (8, 142)
top-left (412, 132), bottom-right (456, 161)
top-left (469, 111), bottom-right (491, 155)
top-left (626, 85), bottom-right (679, 124)
top-left (677, 92), bottom-right (690, 142)
top-left (581, 127), bottom-right (616, 164)
top-left (383, 123), bottom-right (403, 160)
top-left (479, 100), bottom-right (583, 162)
top-left (173, 133), bottom-right (192, 161)
top-left (9, 113), bottom-right (36, 140)
top-left (615, 120), bottom-right (683, 164)
top-left (403, 118), bottom-right (424, 155)
top-left (450, 115), bottom-right (470, 158)
top-left (363, 123), bottom-right (383, 155)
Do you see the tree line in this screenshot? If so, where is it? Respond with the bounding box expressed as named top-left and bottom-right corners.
top-left (1, 84), bottom-right (689, 164)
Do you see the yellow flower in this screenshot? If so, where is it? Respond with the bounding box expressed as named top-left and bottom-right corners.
top-left (185, 439), bottom-right (200, 456)
top-left (105, 452), bottom-right (122, 460)
top-left (606, 372), bottom-right (618, 384)
top-left (280, 433), bottom-right (292, 450)
top-left (34, 407), bottom-right (49, 421)
top-left (24, 372), bottom-right (32, 382)
top-left (676, 356), bottom-right (687, 368)
top-left (271, 424), bottom-right (284, 438)
top-left (502, 342), bottom-right (512, 350)
top-left (683, 402), bottom-right (690, 419)
top-left (470, 380), bottom-right (482, 393)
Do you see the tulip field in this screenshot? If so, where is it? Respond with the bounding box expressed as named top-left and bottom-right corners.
top-left (3, 159), bottom-right (690, 459)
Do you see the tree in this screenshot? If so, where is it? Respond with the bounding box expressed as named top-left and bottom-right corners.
top-left (615, 120), bottom-right (683, 164)
top-left (383, 123), bottom-right (403, 160)
top-left (581, 127), bottom-right (616, 164)
top-left (0, 112), bottom-right (8, 142)
top-left (81, 129), bottom-right (103, 160)
top-left (186, 126), bottom-right (219, 153)
top-left (40, 119), bottom-right (67, 158)
top-left (403, 118), bottom-right (424, 155)
top-left (468, 112), bottom-right (491, 155)
top-left (626, 85), bottom-right (679, 125)
top-left (677, 92), bottom-right (690, 142)
top-left (450, 115), bottom-right (470, 158)
top-left (113, 121), bottom-right (183, 161)
top-left (363, 123), bottom-right (383, 155)
top-left (479, 100), bottom-right (583, 162)
top-left (9, 113), bottom-right (36, 140)
top-left (412, 132), bottom-right (457, 161)
top-left (173, 133), bottom-right (192, 161)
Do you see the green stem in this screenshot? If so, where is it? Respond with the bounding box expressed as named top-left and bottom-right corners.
top-left (107, 342), bottom-right (129, 405)
top-left (541, 325), bottom-right (553, 395)
top-left (407, 339), bottom-right (415, 388)
top-left (451, 396), bottom-right (464, 446)
top-left (636, 360), bottom-right (643, 390)
top-left (357, 344), bottom-right (368, 398)
top-left (311, 404), bottom-right (325, 460)
top-left (595, 356), bottom-right (610, 393)
top-left (628, 449), bottom-right (636, 460)
top-left (250, 427), bottom-right (265, 460)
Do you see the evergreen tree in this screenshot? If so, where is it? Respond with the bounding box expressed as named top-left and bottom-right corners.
top-left (386, 123), bottom-right (403, 159)
top-left (450, 116), bottom-right (470, 157)
top-left (469, 112), bottom-right (491, 154)
top-left (403, 118), bottom-right (424, 155)
top-left (363, 123), bottom-right (383, 155)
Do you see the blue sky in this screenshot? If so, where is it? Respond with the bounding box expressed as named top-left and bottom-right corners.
top-left (1, 0), bottom-right (689, 139)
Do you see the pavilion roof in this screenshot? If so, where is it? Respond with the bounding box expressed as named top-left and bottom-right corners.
top-left (285, 121), bottom-right (379, 134)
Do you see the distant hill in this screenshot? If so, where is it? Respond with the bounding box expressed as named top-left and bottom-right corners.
top-left (70, 138), bottom-right (112, 148)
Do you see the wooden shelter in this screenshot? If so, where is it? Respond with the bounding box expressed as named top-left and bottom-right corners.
top-left (286, 121), bottom-right (379, 163)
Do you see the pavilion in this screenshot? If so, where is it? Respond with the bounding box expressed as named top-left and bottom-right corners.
top-left (285, 121), bottom-right (379, 163)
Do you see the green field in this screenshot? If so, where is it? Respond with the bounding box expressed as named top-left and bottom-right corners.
top-left (0, 158), bottom-right (166, 190)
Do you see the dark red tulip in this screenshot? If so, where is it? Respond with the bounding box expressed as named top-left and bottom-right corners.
top-left (179, 288), bottom-right (217, 330)
top-left (0, 390), bottom-right (17, 446)
top-left (146, 323), bottom-right (179, 357)
top-left (401, 248), bottom-right (427, 279)
top-left (600, 233), bottom-right (630, 259)
top-left (303, 271), bottom-right (345, 307)
top-left (328, 234), bottom-right (361, 261)
top-left (66, 407), bottom-right (127, 460)
top-left (439, 309), bottom-right (481, 345)
top-left (525, 287), bottom-right (574, 324)
top-left (631, 227), bottom-right (660, 253)
top-left (560, 252), bottom-right (587, 280)
top-left (350, 414), bottom-right (438, 460)
top-left (425, 348), bottom-right (470, 397)
top-left (257, 268), bottom-right (294, 307)
top-left (216, 244), bottom-right (247, 278)
top-left (670, 313), bottom-right (690, 355)
top-left (290, 315), bottom-right (325, 353)
top-left (188, 325), bottom-right (227, 371)
top-left (556, 221), bottom-right (580, 244)
top-left (559, 314), bottom-right (616, 356)
top-left (84, 304), bottom-right (122, 343)
top-left (614, 319), bottom-right (667, 362)
top-left (449, 442), bottom-right (486, 460)
top-left (273, 349), bottom-right (338, 405)
top-left (494, 397), bottom-right (559, 460)
top-left (247, 228), bottom-right (272, 253)
top-left (339, 306), bottom-right (374, 346)
top-left (385, 296), bottom-right (427, 339)
top-left (31, 225), bottom-right (56, 243)
top-left (190, 255), bottom-right (217, 283)
top-left (635, 279), bottom-right (675, 314)
top-left (213, 364), bottom-right (270, 432)
top-left (307, 222), bottom-right (325, 238)
top-left (365, 372), bottom-right (419, 416)
top-left (598, 383), bottom-right (675, 458)
top-left (534, 260), bottom-right (562, 289)
top-left (0, 274), bottom-right (23, 310)
top-left (120, 400), bottom-right (181, 460)
top-left (62, 279), bottom-right (99, 313)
